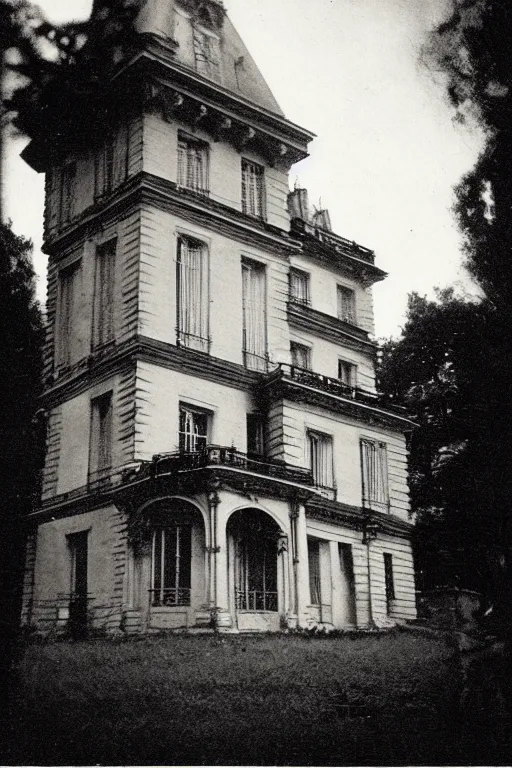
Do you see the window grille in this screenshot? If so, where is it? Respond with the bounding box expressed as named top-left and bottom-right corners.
top-left (193, 29), bottom-right (220, 81)
top-left (59, 162), bottom-right (76, 225)
top-left (179, 405), bottom-right (209, 453)
top-left (360, 439), bottom-right (389, 511)
top-left (384, 552), bottom-right (395, 613)
top-left (57, 260), bottom-right (81, 369)
top-left (291, 342), bottom-right (311, 370)
top-left (338, 359), bottom-right (356, 387)
top-left (308, 539), bottom-right (321, 605)
top-left (176, 236), bottom-right (209, 352)
top-left (241, 159), bottom-right (264, 218)
top-left (337, 285), bottom-right (356, 324)
top-left (242, 259), bottom-right (267, 371)
top-left (151, 526), bottom-right (192, 607)
top-left (93, 239), bottom-right (116, 349)
top-left (235, 525), bottom-right (278, 612)
top-left (89, 391), bottom-right (113, 480)
top-left (289, 268), bottom-right (310, 305)
top-left (177, 135), bottom-right (209, 194)
top-left (308, 431), bottom-right (334, 490)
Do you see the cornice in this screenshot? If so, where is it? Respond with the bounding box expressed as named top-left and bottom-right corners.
top-left (43, 172), bottom-right (301, 259)
top-left (41, 335), bottom-right (260, 407)
top-left (306, 496), bottom-right (413, 539)
top-left (261, 373), bottom-right (415, 432)
top-left (287, 302), bottom-right (376, 355)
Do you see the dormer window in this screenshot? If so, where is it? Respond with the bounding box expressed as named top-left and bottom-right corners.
top-left (193, 28), bottom-right (221, 81)
top-left (337, 285), bottom-right (356, 325)
top-left (177, 134), bottom-right (209, 195)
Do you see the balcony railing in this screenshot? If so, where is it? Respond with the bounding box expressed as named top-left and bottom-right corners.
top-left (270, 364), bottom-right (407, 415)
top-left (149, 587), bottom-right (191, 608)
top-left (235, 589), bottom-right (278, 612)
top-left (152, 445), bottom-right (314, 486)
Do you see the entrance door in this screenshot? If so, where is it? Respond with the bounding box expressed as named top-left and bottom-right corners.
top-left (68, 531), bottom-right (89, 639)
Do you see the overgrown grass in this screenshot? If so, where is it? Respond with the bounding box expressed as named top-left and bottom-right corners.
top-left (1, 629), bottom-right (507, 765)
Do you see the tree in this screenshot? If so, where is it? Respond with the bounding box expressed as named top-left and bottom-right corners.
top-left (0, 221), bottom-right (43, 715)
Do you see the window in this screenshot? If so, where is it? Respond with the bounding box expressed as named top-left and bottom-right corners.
top-left (308, 431), bottom-right (334, 489)
top-left (339, 542), bottom-right (357, 624)
top-left (360, 439), bottom-right (389, 511)
top-left (95, 134), bottom-right (115, 197)
top-left (176, 236), bottom-right (209, 352)
top-left (384, 553), bottom-right (395, 613)
top-left (179, 405), bottom-right (209, 453)
top-left (338, 359), bottom-right (356, 388)
top-left (242, 259), bottom-right (267, 371)
top-left (57, 260), bottom-right (81, 369)
top-left (291, 342), bottom-right (311, 370)
top-left (247, 413), bottom-right (265, 457)
top-left (59, 162), bottom-right (76, 225)
top-left (93, 239), bottom-right (116, 349)
top-left (308, 539), bottom-right (321, 605)
top-left (289, 268), bottom-right (310, 306)
top-left (89, 391), bottom-right (113, 482)
top-left (151, 526), bottom-right (192, 607)
top-left (242, 159), bottom-right (264, 218)
top-left (178, 134), bottom-right (209, 194)
top-left (193, 28), bottom-right (221, 81)
top-left (337, 285), bottom-right (356, 325)
top-left (231, 511), bottom-right (278, 612)
top-left (68, 531), bottom-right (89, 638)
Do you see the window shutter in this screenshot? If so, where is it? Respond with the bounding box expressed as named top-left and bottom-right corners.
top-left (361, 439), bottom-right (388, 510)
top-left (177, 237), bottom-right (208, 351)
top-left (242, 261), bottom-right (267, 370)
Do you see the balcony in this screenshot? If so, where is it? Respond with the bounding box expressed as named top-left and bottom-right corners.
top-left (262, 364), bottom-right (413, 430)
top-left (151, 445), bottom-right (314, 487)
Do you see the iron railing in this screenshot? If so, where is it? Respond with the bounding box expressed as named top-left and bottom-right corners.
top-left (149, 587), bottom-right (191, 607)
top-left (271, 363), bottom-right (407, 415)
top-left (235, 589), bottom-right (278, 612)
top-left (152, 446), bottom-right (314, 486)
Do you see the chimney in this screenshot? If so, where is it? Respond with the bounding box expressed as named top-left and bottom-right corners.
top-left (312, 208), bottom-right (332, 231)
top-left (287, 186), bottom-right (310, 222)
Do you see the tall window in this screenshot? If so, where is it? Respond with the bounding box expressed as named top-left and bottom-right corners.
top-left (57, 260), bottom-right (81, 369)
top-left (308, 538), bottom-right (321, 605)
top-left (179, 405), bottom-right (209, 453)
top-left (338, 359), bottom-right (356, 388)
top-left (193, 28), bottom-right (221, 81)
top-left (177, 134), bottom-right (209, 194)
top-left (93, 239), bottom-right (116, 349)
top-left (95, 134), bottom-right (115, 197)
top-left (289, 268), bottom-right (310, 306)
top-left (384, 552), bottom-right (395, 614)
top-left (242, 259), bottom-right (267, 371)
top-left (151, 527), bottom-right (192, 607)
top-left (360, 439), bottom-right (389, 511)
top-left (89, 391), bottom-right (113, 482)
top-left (176, 236), bottom-right (209, 352)
top-left (59, 162), bottom-right (76, 225)
top-left (337, 285), bottom-right (356, 324)
top-left (308, 431), bottom-right (334, 489)
top-left (291, 342), bottom-right (311, 370)
top-left (242, 159), bottom-right (264, 218)
top-left (247, 413), bottom-right (265, 457)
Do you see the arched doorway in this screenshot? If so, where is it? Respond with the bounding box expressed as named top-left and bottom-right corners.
top-left (129, 498), bottom-right (206, 630)
top-left (227, 508), bottom-right (284, 632)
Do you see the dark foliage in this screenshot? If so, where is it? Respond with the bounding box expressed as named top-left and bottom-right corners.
top-left (0, 222), bottom-right (43, 713)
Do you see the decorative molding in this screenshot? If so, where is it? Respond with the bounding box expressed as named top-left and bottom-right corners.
top-left (305, 496), bottom-right (413, 538)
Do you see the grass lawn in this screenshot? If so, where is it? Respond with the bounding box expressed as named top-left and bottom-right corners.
top-left (2, 629), bottom-right (509, 765)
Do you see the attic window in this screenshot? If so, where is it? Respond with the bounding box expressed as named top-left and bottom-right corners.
top-left (193, 28), bottom-right (221, 82)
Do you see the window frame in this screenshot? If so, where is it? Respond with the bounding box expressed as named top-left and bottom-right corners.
top-left (338, 358), bottom-right (357, 388)
top-left (92, 238), bottom-right (116, 350)
top-left (59, 161), bottom-right (76, 226)
top-left (307, 430), bottom-right (335, 491)
top-left (56, 258), bottom-right (82, 370)
top-left (177, 132), bottom-right (210, 195)
top-left (88, 390), bottom-right (113, 484)
top-left (289, 268), bottom-right (311, 306)
top-left (241, 257), bottom-right (268, 371)
top-left (384, 552), bottom-right (395, 613)
top-left (290, 341), bottom-right (312, 370)
top-left (307, 538), bottom-right (321, 606)
top-left (360, 437), bottom-right (389, 512)
top-left (192, 25), bottom-right (221, 81)
top-left (241, 159), bottom-right (265, 219)
top-left (337, 284), bottom-right (357, 325)
top-left (176, 234), bottom-right (210, 353)
top-left (150, 525), bottom-right (193, 607)
top-left (178, 403), bottom-right (210, 454)
top-left (246, 413), bottom-right (265, 458)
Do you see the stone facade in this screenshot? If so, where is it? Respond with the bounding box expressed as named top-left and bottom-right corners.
top-left (21, 0), bottom-right (416, 636)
